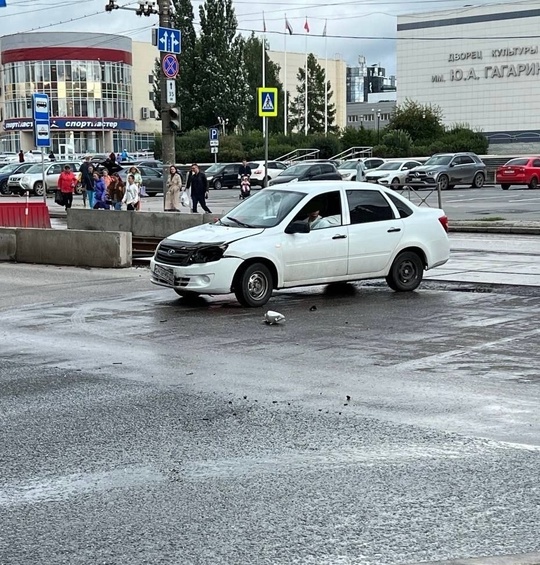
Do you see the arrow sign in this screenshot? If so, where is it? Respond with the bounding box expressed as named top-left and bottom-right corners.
top-left (157, 26), bottom-right (182, 54)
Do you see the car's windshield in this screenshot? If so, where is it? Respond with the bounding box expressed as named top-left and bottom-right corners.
top-left (204, 164), bottom-right (224, 174)
top-left (23, 165), bottom-right (44, 174)
top-left (0, 163), bottom-right (20, 173)
top-left (282, 164), bottom-right (311, 176)
top-left (424, 155), bottom-right (453, 166)
top-left (338, 161), bottom-right (358, 170)
top-left (377, 162), bottom-right (402, 171)
top-left (505, 158), bottom-right (528, 166)
top-left (219, 189), bottom-right (305, 228)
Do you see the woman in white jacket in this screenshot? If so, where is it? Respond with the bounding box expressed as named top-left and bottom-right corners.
top-left (122, 174), bottom-right (139, 211)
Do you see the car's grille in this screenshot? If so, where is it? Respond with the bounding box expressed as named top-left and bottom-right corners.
top-left (155, 240), bottom-right (196, 266)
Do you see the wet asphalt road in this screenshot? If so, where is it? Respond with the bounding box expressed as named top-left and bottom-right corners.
top-left (1, 263), bottom-right (540, 564)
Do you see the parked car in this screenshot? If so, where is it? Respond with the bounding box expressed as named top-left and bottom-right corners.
top-left (249, 160), bottom-right (288, 186)
top-left (150, 182), bottom-right (450, 307)
top-left (496, 157), bottom-right (540, 190)
top-left (362, 157), bottom-right (386, 170)
top-left (8, 161), bottom-right (81, 196)
top-left (0, 152), bottom-right (19, 165)
top-left (0, 162), bottom-right (35, 195)
top-left (134, 159), bottom-right (163, 169)
top-left (268, 162), bottom-right (342, 185)
top-left (118, 165), bottom-right (165, 197)
top-left (405, 152), bottom-right (486, 190)
top-left (365, 160), bottom-right (423, 189)
top-left (205, 163), bottom-right (246, 190)
top-left (337, 160), bottom-right (366, 181)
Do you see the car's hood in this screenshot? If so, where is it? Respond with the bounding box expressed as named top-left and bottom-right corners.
top-left (409, 165), bottom-right (446, 173)
top-left (166, 221), bottom-right (265, 244)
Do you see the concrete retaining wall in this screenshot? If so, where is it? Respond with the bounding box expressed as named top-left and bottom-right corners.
top-left (67, 210), bottom-right (222, 239)
top-left (0, 228), bottom-right (132, 267)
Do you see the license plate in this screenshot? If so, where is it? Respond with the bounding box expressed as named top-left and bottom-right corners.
top-left (505, 170), bottom-right (514, 174)
top-left (154, 264), bottom-right (174, 285)
top-left (368, 179), bottom-right (377, 183)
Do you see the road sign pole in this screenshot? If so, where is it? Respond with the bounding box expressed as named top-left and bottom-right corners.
top-left (264, 117), bottom-right (269, 188)
top-left (41, 147), bottom-right (46, 204)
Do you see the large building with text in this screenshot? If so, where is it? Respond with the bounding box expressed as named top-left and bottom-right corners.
top-left (397, 2), bottom-right (540, 149)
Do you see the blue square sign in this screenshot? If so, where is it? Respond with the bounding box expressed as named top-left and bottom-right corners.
top-left (32, 93), bottom-right (50, 147)
top-left (157, 27), bottom-right (181, 54)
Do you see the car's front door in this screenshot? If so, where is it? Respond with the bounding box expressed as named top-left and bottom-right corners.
top-left (140, 166), bottom-right (162, 192)
top-left (46, 163), bottom-right (63, 188)
top-left (458, 155), bottom-right (477, 183)
top-left (345, 188), bottom-right (404, 275)
top-left (281, 190), bottom-right (348, 285)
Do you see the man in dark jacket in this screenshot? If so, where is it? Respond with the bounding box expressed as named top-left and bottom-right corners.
top-left (187, 163), bottom-right (211, 213)
top-left (238, 159), bottom-right (252, 178)
top-left (79, 156), bottom-right (95, 208)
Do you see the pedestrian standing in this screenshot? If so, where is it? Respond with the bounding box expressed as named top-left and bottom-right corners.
top-left (18, 150), bottom-right (24, 163)
top-left (122, 174), bottom-right (139, 211)
top-left (57, 165), bottom-right (77, 211)
top-left (188, 163), bottom-right (211, 213)
top-left (48, 150), bottom-right (56, 161)
top-left (79, 156), bottom-right (95, 208)
top-left (102, 169), bottom-right (111, 191)
top-left (165, 165), bottom-right (182, 211)
top-left (128, 166), bottom-right (143, 210)
top-left (101, 152), bottom-right (122, 175)
top-left (108, 174), bottom-right (125, 210)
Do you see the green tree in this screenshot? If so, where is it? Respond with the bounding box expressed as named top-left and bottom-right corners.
top-left (289, 53), bottom-right (337, 134)
top-left (194, 0), bottom-right (249, 129)
top-left (241, 34), bottom-right (284, 133)
top-left (387, 99), bottom-right (444, 143)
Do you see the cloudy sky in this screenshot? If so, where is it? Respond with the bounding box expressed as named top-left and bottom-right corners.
top-left (0, 0), bottom-right (514, 74)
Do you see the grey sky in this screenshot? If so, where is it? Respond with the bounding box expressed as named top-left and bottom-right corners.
top-left (0, 0), bottom-right (512, 75)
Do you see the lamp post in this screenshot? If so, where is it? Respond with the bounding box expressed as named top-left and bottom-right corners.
top-left (99, 61), bottom-right (106, 153)
top-left (217, 116), bottom-right (229, 136)
top-left (377, 110), bottom-right (381, 144)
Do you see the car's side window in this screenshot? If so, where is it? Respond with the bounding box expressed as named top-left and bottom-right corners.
top-left (404, 162), bottom-right (418, 170)
top-left (533, 160), bottom-right (540, 168)
top-left (291, 191), bottom-right (342, 230)
top-left (460, 156), bottom-right (475, 165)
top-left (321, 164), bottom-right (334, 174)
top-left (385, 193), bottom-right (413, 218)
top-left (451, 157), bottom-right (461, 166)
top-left (49, 164), bottom-right (62, 174)
top-left (307, 165), bottom-right (322, 177)
top-left (223, 166), bottom-right (233, 175)
top-left (347, 190), bottom-right (395, 224)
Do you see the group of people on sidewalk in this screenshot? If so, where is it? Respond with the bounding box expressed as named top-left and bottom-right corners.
top-left (164, 163), bottom-right (211, 214)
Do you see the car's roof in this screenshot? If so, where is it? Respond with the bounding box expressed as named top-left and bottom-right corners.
top-left (268, 180), bottom-right (402, 195)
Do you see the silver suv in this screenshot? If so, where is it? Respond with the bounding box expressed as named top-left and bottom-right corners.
top-left (405, 152), bottom-right (486, 190)
top-left (8, 161), bottom-right (81, 196)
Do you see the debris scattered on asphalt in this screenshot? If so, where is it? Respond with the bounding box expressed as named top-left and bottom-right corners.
top-left (264, 310), bottom-right (285, 324)
top-left (309, 305), bottom-right (317, 311)
top-left (346, 395), bottom-right (351, 401)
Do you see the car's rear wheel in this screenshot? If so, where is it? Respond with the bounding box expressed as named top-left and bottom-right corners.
top-left (472, 172), bottom-right (485, 188)
top-left (234, 262), bottom-right (273, 307)
top-left (391, 177), bottom-right (400, 189)
top-left (501, 184), bottom-right (510, 190)
top-left (438, 175), bottom-right (449, 191)
top-left (74, 183), bottom-right (83, 195)
top-left (0, 179), bottom-right (10, 195)
top-left (213, 179), bottom-right (222, 190)
top-left (34, 181), bottom-right (45, 196)
top-left (528, 177), bottom-right (538, 189)
top-left (386, 251), bottom-right (424, 292)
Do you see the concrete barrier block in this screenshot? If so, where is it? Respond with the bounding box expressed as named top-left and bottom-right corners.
top-left (15, 229), bottom-right (132, 268)
top-left (0, 228), bottom-right (17, 261)
top-left (132, 212), bottom-right (202, 238)
top-left (67, 209), bottom-right (133, 233)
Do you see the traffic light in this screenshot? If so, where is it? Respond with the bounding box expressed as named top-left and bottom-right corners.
top-left (169, 107), bottom-right (181, 132)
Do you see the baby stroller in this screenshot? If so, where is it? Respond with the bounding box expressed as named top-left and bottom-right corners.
top-left (239, 174), bottom-right (251, 199)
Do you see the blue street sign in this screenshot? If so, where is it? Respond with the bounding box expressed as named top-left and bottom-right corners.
top-left (32, 93), bottom-right (50, 147)
top-left (209, 127), bottom-right (219, 141)
top-left (162, 54), bottom-right (179, 78)
top-left (157, 26), bottom-right (181, 54)
top-left (0, 1), bottom-right (6, 7)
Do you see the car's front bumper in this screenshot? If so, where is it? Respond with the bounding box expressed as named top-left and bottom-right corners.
top-left (150, 256), bottom-right (244, 295)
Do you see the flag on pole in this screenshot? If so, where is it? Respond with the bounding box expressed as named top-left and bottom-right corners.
top-left (322, 19), bottom-right (327, 36)
top-left (263, 11), bottom-right (267, 33)
top-left (304, 18), bottom-right (310, 33)
top-left (285, 16), bottom-right (293, 35)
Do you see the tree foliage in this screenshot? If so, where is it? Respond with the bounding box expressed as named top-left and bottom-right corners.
top-left (387, 99), bottom-right (444, 143)
top-left (289, 53), bottom-right (337, 134)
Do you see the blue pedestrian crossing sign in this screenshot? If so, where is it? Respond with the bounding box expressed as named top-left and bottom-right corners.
top-left (258, 87), bottom-right (278, 117)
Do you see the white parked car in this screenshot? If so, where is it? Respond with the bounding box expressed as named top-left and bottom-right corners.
top-left (337, 160), bottom-right (366, 181)
top-left (365, 160), bottom-right (423, 189)
top-left (249, 160), bottom-right (289, 187)
top-left (150, 182), bottom-right (450, 307)
top-left (8, 161), bottom-right (81, 196)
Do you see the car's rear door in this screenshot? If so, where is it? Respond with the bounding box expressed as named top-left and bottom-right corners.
top-left (459, 155), bottom-right (477, 183)
top-left (46, 163), bottom-right (63, 188)
top-left (345, 188), bottom-right (404, 275)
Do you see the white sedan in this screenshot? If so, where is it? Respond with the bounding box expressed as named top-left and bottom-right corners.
top-left (150, 182), bottom-right (450, 307)
top-left (365, 160), bottom-right (423, 189)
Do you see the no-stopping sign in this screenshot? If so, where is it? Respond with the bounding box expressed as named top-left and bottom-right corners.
top-left (162, 54), bottom-right (179, 78)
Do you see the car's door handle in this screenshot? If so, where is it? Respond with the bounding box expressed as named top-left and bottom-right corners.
top-left (387, 228), bottom-right (401, 233)
top-left (332, 234), bottom-right (347, 240)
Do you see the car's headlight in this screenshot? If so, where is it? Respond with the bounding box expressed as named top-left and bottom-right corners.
top-left (426, 171), bottom-right (435, 177)
top-left (289, 178), bottom-right (299, 183)
top-left (206, 176), bottom-right (214, 181)
top-left (189, 243), bottom-right (228, 264)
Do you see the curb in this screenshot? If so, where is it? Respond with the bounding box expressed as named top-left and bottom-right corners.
top-left (406, 552), bottom-right (540, 565)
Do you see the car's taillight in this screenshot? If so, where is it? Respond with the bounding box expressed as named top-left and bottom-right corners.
top-left (438, 215), bottom-right (449, 232)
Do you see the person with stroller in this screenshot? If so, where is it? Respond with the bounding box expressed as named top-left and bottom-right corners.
top-left (238, 159), bottom-right (252, 199)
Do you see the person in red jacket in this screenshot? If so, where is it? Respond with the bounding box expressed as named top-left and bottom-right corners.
top-left (57, 165), bottom-right (77, 210)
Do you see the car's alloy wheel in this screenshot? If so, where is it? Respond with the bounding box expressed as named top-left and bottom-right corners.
top-left (74, 183), bottom-right (83, 195)
top-left (528, 177), bottom-right (538, 189)
top-left (501, 184), bottom-right (510, 190)
top-left (34, 181), bottom-right (45, 196)
top-left (386, 251), bottom-right (424, 292)
top-left (214, 179), bottom-right (222, 190)
top-left (438, 175), bottom-right (449, 190)
top-left (391, 177), bottom-right (400, 189)
top-left (234, 262), bottom-right (273, 307)
top-left (0, 179), bottom-right (10, 195)
top-left (472, 172), bottom-right (485, 188)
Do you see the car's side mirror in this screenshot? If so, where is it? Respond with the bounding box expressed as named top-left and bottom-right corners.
top-left (285, 221), bottom-right (310, 234)
top-left (449, 162), bottom-right (456, 167)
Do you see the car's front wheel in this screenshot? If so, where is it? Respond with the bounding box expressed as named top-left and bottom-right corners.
top-left (528, 177), bottom-right (538, 189)
top-left (234, 262), bottom-right (273, 307)
top-left (213, 179), bottom-right (222, 190)
top-left (391, 177), bottom-right (400, 189)
top-left (386, 251), bottom-right (424, 292)
top-left (438, 174), bottom-right (449, 191)
top-left (501, 184), bottom-right (510, 190)
top-left (0, 179), bottom-right (10, 195)
top-left (74, 183), bottom-right (83, 195)
top-left (33, 181), bottom-right (45, 196)
top-left (472, 172), bottom-right (485, 188)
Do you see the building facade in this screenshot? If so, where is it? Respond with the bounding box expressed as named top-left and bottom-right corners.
top-left (0, 32), bottom-right (160, 156)
top-left (397, 2), bottom-right (540, 151)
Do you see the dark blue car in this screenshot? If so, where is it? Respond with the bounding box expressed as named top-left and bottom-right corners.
top-left (0, 162), bottom-right (35, 195)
